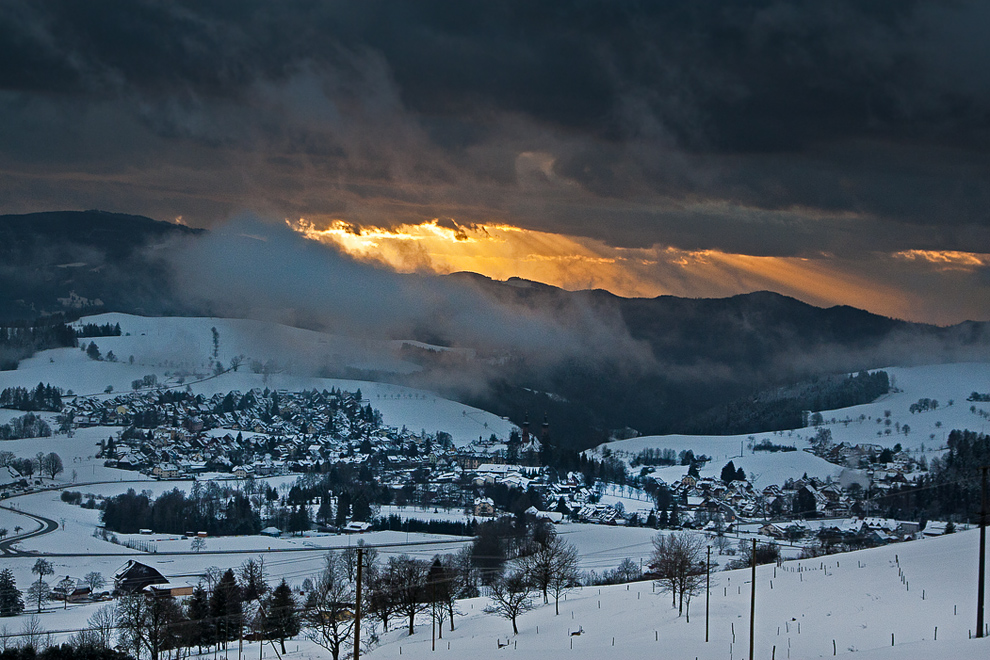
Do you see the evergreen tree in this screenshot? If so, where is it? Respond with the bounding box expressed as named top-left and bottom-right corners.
top-left (334, 492), bottom-right (351, 528)
top-left (209, 569), bottom-right (243, 647)
top-left (351, 494), bottom-right (372, 522)
top-left (185, 584), bottom-right (212, 653)
top-left (317, 495), bottom-right (335, 527)
top-left (0, 568), bottom-right (24, 617)
top-left (263, 579), bottom-right (300, 654)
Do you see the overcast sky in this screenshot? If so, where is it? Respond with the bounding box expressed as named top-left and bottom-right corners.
top-left (2, 1), bottom-right (989, 323)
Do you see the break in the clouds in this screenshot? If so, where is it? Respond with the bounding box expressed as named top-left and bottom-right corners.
top-left (2, 1), bottom-right (990, 321)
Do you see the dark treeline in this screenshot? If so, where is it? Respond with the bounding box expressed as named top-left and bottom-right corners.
top-left (373, 514), bottom-right (475, 536)
top-left (882, 429), bottom-right (990, 523)
top-left (630, 447), bottom-right (677, 467)
top-left (752, 439), bottom-right (797, 452)
top-left (0, 317), bottom-right (78, 370)
top-left (101, 463), bottom-right (393, 536)
top-left (0, 383), bottom-right (63, 411)
top-left (679, 370), bottom-right (890, 435)
top-left (102, 487), bottom-right (261, 536)
top-left (75, 322), bottom-right (122, 338)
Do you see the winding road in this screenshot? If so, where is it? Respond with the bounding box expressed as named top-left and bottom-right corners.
top-left (0, 502), bottom-right (58, 555)
top-left (0, 478), bottom-right (145, 556)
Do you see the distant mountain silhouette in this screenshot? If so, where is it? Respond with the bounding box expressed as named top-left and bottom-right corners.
top-left (1, 211), bottom-right (987, 445)
top-left (446, 273), bottom-right (990, 444)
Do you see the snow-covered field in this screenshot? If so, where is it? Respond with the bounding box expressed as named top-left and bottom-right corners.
top-left (2, 319), bottom-right (989, 658)
top-left (360, 529), bottom-right (989, 660)
top-left (2, 525), bottom-right (986, 660)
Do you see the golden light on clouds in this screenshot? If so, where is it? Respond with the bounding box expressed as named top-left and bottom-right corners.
top-left (289, 218), bottom-right (989, 323)
top-left (892, 250), bottom-right (989, 269)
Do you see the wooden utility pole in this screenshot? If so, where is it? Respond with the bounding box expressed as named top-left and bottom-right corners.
top-left (706, 545), bottom-right (711, 643)
top-left (978, 466), bottom-right (988, 638)
top-left (750, 538), bottom-right (756, 660)
top-left (354, 547), bottom-right (364, 660)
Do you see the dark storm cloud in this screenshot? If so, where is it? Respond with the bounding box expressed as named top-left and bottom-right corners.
top-left (2, 1), bottom-right (990, 254)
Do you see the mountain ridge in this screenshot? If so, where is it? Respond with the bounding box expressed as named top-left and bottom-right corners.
top-left (2, 210), bottom-right (988, 447)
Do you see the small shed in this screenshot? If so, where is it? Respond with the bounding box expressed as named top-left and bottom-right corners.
top-left (147, 583), bottom-right (195, 598)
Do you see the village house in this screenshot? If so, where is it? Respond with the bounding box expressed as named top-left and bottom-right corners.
top-left (113, 560), bottom-right (169, 594)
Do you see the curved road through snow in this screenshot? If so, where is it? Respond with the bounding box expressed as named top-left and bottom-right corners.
top-left (0, 478), bottom-right (148, 556)
top-left (0, 503), bottom-right (58, 556)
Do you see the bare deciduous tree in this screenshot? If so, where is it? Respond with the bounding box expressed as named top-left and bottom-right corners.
top-left (650, 532), bottom-right (706, 617)
top-left (117, 592), bottom-right (184, 660)
top-left (547, 541), bottom-right (581, 615)
top-left (484, 570), bottom-right (533, 635)
top-left (84, 571), bottom-right (106, 593)
top-left (304, 552), bottom-right (357, 660)
top-left (389, 555), bottom-right (430, 636)
top-left (86, 602), bottom-right (117, 649)
top-left (19, 615), bottom-right (46, 651)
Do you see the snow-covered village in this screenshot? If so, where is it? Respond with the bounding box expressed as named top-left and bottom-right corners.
top-left (4, 4), bottom-right (990, 659)
top-left (0, 313), bottom-right (988, 660)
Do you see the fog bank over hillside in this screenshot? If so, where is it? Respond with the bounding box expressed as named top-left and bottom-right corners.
top-left (167, 215), bottom-right (655, 379)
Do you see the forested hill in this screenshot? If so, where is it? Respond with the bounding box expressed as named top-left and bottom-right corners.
top-left (447, 274), bottom-right (990, 446)
top-left (0, 210), bottom-right (201, 320)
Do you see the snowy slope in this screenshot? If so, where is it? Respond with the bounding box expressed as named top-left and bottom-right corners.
top-left (0, 313), bottom-right (516, 446)
top-left (359, 529), bottom-right (988, 660)
top-left (3, 499), bottom-right (987, 660)
top-left (591, 362), bottom-right (990, 487)
top-left (4, 525), bottom-right (986, 659)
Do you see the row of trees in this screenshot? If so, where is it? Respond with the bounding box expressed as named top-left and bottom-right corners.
top-left (0, 384), bottom-right (63, 411)
top-left (75, 323), bottom-right (121, 338)
top-left (0, 450), bottom-right (62, 479)
top-left (5, 528), bottom-right (781, 658)
top-left (15, 560), bottom-right (299, 660)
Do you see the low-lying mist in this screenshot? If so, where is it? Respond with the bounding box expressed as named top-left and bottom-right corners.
top-left (167, 215), bottom-right (655, 389)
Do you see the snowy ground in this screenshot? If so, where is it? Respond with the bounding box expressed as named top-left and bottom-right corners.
top-left (0, 313), bottom-right (516, 446)
top-left (357, 529), bottom-right (990, 660)
top-left (1, 333), bottom-right (988, 657)
top-left (592, 362), bottom-right (990, 483)
top-left (2, 527), bottom-right (986, 660)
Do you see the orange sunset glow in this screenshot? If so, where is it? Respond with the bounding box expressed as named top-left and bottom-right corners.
top-left (290, 218), bottom-right (988, 323)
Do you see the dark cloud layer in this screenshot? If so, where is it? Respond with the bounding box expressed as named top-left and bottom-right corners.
top-left (2, 1), bottom-right (990, 257)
